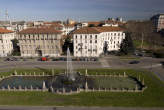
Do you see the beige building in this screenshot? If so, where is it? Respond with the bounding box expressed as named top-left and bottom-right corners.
top-left (17, 27), bottom-right (62, 57)
top-left (0, 28), bottom-right (14, 57)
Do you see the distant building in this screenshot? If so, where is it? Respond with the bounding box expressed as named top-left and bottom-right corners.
top-left (33, 21), bottom-right (44, 27)
top-left (0, 21), bottom-right (28, 32)
top-left (0, 28), bottom-right (14, 57)
top-left (151, 14), bottom-right (164, 32)
top-left (62, 24), bottom-right (76, 35)
top-left (43, 22), bottom-right (75, 35)
top-left (66, 19), bottom-right (76, 25)
top-left (73, 27), bottom-right (125, 57)
top-left (17, 27), bottom-right (62, 57)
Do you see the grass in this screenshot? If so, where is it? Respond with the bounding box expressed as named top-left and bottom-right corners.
top-left (0, 68), bottom-right (163, 107)
top-left (133, 40), bottom-right (150, 48)
top-left (89, 77), bottom-right (138, 89)
top-left (0, 68), bottom-right (64, 77)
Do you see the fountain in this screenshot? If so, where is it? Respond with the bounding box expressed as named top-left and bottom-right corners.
top-left (66, 48), bottom-right (76, 81)
top-left (49, 48), bottom-right (86, 93)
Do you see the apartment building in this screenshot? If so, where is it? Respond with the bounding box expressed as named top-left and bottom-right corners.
top-left (0, 28), bottom-right (14, 57)
top-left (17, 27), bottom-right (62, 57)
top-left (151, 14), bottom-right (164, 32)
top-left (73, 27), bottom-right (125, 57)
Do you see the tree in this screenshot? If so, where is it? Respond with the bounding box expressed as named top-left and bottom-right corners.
top-left (103, 41), bottom-right (108, 55)
top-left (62, 37), bottom-right (73, 54)
top-left (88, 24), bottom-right (95, 27)
top-left (119, 32), bottom-right (135, 55)
top-left (11, 39), bottom-right (21, 56)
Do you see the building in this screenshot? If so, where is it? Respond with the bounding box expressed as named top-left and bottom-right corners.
top-left (62, 24), bottom-right (75, 35)
top-left (151, 14), bottom-right (164, 32)
top-left (73, 27), bottom-right (125, 57)
top-left (43, 22), bottom-right (75, 35)
top-left (0, 28), bottom-right (14, 57)
top-left (66, 19), bottom-right (76, 25)
top-left (17, 27), bottom-right (62, 57)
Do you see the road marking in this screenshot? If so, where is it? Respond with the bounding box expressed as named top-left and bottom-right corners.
top-left (142, 64), bottom-right (162, 69)
top-left (100, 59), bottom-right (110, 68)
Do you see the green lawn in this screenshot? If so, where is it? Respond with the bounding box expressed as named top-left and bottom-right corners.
top-left (89, 76), bottom-right (138, 89)
top-left (0, 68), bottom-right (163, 107)
top-left (0, 68), bottom-right (64, 77)
top-left (133, 40), bottom-right (150, 49)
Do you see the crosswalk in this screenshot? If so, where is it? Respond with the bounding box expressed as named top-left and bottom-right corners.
top-left (100, 58), bottom-right (110, 68)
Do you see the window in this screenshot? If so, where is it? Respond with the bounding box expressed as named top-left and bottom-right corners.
top-left (85, 35), bottom-right (87, 39)
top-left (90, 35), bottom-right (92, 39)
top-left (95, 40), bottom-right (97, 43)
top-left (95, 35), bottom-right (97, 39)
top-left (90, 40), bottom-right (92, 43)
top-left (80, 35), bottom-right (82, 39)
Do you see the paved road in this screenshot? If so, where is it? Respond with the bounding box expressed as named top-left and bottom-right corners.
top-left (0, 106), bottom-right (163, 110)
top-left (0, 56), bottom-right (164, 82)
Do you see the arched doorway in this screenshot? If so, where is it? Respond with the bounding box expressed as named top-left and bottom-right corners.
top-left (36, 50), bottom-right (42, 56)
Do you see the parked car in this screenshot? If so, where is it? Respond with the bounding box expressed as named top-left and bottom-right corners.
top-left (4, 58), bottom-right (11, 61)
top-left (129, 60), bottom-right (140, 64)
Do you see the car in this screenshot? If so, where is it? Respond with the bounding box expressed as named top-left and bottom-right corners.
top-left (4, 58), bottom-right (10, 61)
top-left (129, 60), bottom-right (140, 64)
top-left (23, 59), bottom-right (27, 61)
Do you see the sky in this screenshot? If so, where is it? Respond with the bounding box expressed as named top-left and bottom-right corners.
top-left (0, 0), bottom-right (164, 21)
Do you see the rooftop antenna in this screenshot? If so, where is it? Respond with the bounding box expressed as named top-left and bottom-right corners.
top-left (79, 18), bottom-right (81, 23)
top-left (5, 9), bottom-right (9, 21)
top-left (5, 9), bottom-right (11, 26)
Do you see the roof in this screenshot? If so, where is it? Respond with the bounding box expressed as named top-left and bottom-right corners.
top-left (63, 23), bottom-right (75, 27)
top-left (95, 27), bottom-right (125, 32)
top-left (73, 27), bottom-right (124, 34)
top-left (104, 20), bottom-right (124, 25)
top-left (18, 27), bottom-right (62, 34)
top-left (44, 22), bottom-right (63, 27)
top-left (73, 27), bottom-right (101, 34)
top-left (0, 28), bottom-right (13, 34)
top-left (87, 21), bottom-right (102, 26)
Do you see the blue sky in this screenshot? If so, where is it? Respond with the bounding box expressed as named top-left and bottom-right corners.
top-left (0, 0), bottom-right (164, 21)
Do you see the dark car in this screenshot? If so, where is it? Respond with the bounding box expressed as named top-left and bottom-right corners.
top-left (4, 58), bottom-right (11, 61)
top-left (129, 60), bottom-right (140, 64)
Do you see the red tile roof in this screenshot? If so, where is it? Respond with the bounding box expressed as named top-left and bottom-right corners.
top-left (87, 21), bottom-right (102, 26)
top-left (44, 22), bottom-right (63, 27)
top-left (0, 28), bottom-right (13, 34)
top-left (18, 27), bottom-right (62, 34)
top-left (63, 23), bottom-right (75, 27)
top-left (73, 27), bottom-right (124, 34)
top-left (95, 27), bottom-right (125, 32)
top-left (73, 27), bottom-right (101, 34)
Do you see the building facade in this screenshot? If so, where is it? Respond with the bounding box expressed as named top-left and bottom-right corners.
top-left (73, 27), bottom-right (125, 57)
top-left (151, 14), bottom-right (164, 32)
top-left (62, 24), bottom-right (75, 35)
top-left (17, 28), bottom-right (62, 57)
top-left (0, 28), bottom-right (14, 57)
